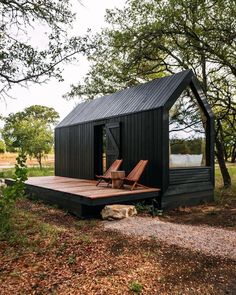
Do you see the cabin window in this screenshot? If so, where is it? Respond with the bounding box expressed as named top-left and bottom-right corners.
top-left (169, 87), bottom-right (207, 168)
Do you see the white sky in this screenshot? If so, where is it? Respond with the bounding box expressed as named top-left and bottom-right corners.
top-left (0, 0), bottom-right (126, 127)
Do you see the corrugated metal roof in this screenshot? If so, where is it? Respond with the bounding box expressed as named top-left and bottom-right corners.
top-left (57, 69), bottom-right (193, 127)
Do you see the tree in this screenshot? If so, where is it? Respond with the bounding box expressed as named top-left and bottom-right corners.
top-left (2, 105), bottom-right (59, 168)
top-left (0, 130), bottom-right (6, 153)
top-left (0, 139), bottom-right (5, 153)
top-left (0, 0), bottom-right (85, 99)
top-left (67, 0), bottom-right (236, 187)
top-left (221, 113), bottom-right (236, 163)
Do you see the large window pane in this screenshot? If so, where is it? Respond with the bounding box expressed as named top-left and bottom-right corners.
top-left (169, 87), bottom-right (207, 167)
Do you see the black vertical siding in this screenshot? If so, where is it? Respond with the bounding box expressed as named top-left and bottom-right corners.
top-left (55, 109), bottom-right (162, 188)
top-left (55, 122), bottom-right (94, 179)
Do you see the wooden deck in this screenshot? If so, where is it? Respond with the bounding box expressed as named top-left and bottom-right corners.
top-left (6, 176), bottom-right (160, 217)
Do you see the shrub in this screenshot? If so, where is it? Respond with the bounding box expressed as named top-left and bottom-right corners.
top-left (129, 281), bottom-right (143, 294)
top-left (0, 152), bottom-right (28, 239)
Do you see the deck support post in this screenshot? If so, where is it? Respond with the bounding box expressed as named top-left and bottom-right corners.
top-left (151, 197), bottom-right (162, 217)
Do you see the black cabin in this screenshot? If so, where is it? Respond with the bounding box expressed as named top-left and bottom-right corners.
top-left (55, 69), bottom-right (215, 208)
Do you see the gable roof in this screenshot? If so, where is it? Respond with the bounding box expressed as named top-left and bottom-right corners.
top-left (57, 69), bottom-right (193, 128)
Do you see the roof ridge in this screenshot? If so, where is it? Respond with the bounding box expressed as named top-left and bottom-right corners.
top-left (57, 69), bottom-right (192, 128)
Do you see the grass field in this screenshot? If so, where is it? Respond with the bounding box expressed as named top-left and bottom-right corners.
top-left (215, 164), bottom-right (236, 187)
top-left (0, 152), bottom-right (54, 167)
top-left (215, 164), bottom-right (236, 201)
top-left (0, 166), bottom-right (54, 179)
top-left (0, 152), bottom-right (54, 179)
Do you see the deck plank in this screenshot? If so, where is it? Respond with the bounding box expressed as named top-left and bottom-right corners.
top-left (33, 182), bottom-right (99, 190)
top-left (26, 178), bottom-right (95, 185)
top-left (38, 185), bottom-right (110, 194)
top-left (85, 188), bottom-right (160, 198)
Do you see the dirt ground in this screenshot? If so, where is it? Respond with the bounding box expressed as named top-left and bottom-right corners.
top-left (0, 199), bottom-right (235, 295)
top-left (159, 200), bottom-right (236, 230)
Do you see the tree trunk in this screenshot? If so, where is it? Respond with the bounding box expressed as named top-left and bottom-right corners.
top-left (215, 137), bottom-right (231, 187)
top-left (218, 122), bottom-right (228, 162)
top-left (224, 154), bottom-right (228, 163)
top-left (37, 155), bottom-right (42, 169)
top-left (231, 143), bottom-right (236, 163)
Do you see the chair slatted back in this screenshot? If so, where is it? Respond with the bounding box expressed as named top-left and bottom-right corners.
top-left (104, 159), bottom-right (123, 178)
top-left (126, 160), bottom-right (148, 182)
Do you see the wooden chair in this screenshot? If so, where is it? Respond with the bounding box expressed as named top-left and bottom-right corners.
top-left (121, 160), bottom-right (149, 190)
top-left (96, 159), bottom-right (123, 186)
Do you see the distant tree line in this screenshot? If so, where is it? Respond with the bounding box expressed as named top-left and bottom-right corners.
top-left (170, 138), bottom-right (205, 155)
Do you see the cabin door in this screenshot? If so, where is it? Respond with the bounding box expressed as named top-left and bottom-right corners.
top-left (105, 122), bottom-right (120, 169)
top-left (94, 122), bottom-right (120, 177)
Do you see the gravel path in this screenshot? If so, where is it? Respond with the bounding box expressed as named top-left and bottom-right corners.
top-left (104, 217), bottom-right (236, 260)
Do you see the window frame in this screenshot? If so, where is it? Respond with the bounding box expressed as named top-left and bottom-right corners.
top-left (168, 86), bottom-right (207, 168)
